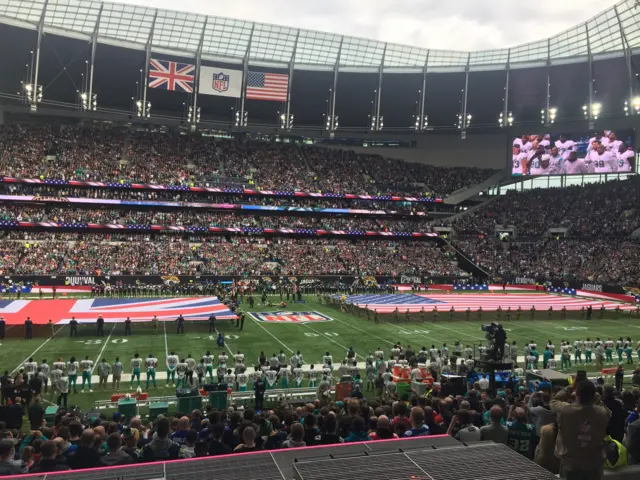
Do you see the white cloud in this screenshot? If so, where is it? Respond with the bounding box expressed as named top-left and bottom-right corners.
top-left (112, 0), bottom-right (618, 51)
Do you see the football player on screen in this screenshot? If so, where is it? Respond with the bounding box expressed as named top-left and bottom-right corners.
top-left (529, 154), bottom-right (552, 176)
top-left (562, 151), bottom-right (589, 174)
top-left (554, 134), bottom-right (575, 161)
top-left (512, 144), bottom-right (528, 176)
top-left (589, 143), bottom-right (617, 173)
top-left (616, 143), bottom-right (635, 173)
top-left (548, 147), bottom-right (564, 175)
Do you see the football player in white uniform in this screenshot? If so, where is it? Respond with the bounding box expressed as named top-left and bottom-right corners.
top-left (589, 144), bottom-right (617, 173)
top-left (548, 147), bottom-right (564, 174)
top-left (555, 135), bottom-right (575, 161)
top-left (616, 143), bottom-right (635, 173)
top-left (512, 145), bottom-right (528, 176)
top-left (587, 132), bottom-right (609, 154)
top-left (562, 151), bottom-right (589, 175)
top-left (529, 154), bottom-right (552, 176)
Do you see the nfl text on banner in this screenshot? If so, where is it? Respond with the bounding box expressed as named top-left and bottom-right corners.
top-left (199, 66), bottom-right (243, 98)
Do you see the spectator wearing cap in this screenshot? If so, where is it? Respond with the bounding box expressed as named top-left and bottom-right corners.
top-left (261, 416), bottom-right (287, 449)
top-left (0, 439), bottom-right (25, 475)
top-left (31, 440), bottom-right (70, 473)
top-left (121, 427), bottom-right (140, 461)
top-left (319, 414), bottom-right (345, 444)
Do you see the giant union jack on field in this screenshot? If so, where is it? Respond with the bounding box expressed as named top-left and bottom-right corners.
top-left (0, 298), bottom-right (236, 325)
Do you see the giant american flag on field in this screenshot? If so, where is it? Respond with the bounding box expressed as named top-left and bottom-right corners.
top-left (148, 59), bottom-right (195, 93)
top-left (336, 293), bottom-right (634, 312)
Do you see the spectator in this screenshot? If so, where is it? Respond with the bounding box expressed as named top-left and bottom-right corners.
top-left (480, 406), bottom-right (508, 445)
top-left (68, 429), bottom-right (100, 470)
top-left (170, 416), bottom-right (190, 446)
top-left (121, 427), bottom-right (140, 462)
top-left (534, 422), bottom-right (560, 475)
top-left (404, 407), bottom-right (430, 437)
top-left (234, 426), bottom-right (259, 453)
top-left (369, 415), bottom-right (397, 440)
top-left (141, 417), bottom-right (181, 462)
top-left (344, 416), bottom-right (371, 443)
top-left (550, 381), bottom-right (611, 479)
top-left (180, 430), bottom-right (198, 458)
top-left (30, 440), bottom-right (70, 473)
top-left (449, 410), bottom-right (481, 442)
top-left (527, 392), bottom-right (555, 435)
top-left (99, 432), bottom-right (132, 467)
top-left (282, 423), bottom-right (307, 449)
top-left (20, 446), bottom-right (35, 472)
top-left (28, 397), bottom-right (45, 431)
top-left (208, 423), bottom-right (232, 456)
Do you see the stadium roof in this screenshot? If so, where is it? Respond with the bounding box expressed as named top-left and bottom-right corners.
top-left (0, 0), bottom-right (639, 73)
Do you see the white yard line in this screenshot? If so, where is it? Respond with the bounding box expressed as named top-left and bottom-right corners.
top-left (247, 314), bottom-right (295, 354)
top-left (163, 319), bottom-right (169, 358)
top-left (302, 323), bottom-right (365, 359)
top-left (214, 328), bottom-right (236, 357)
top-left (91, 323), bottom-right (116, 373)
top-left (11, 325), bottom-right (66, 375)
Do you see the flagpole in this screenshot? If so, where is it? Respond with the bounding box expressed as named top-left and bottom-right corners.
top-left (285, 30), bottom-right (300, 130)
top-left (142, 12), bottom-right (158, 118)
top-left (192, 19), bottom-right (207, 130)
top-left (239, 24), bottom-right (255, 127)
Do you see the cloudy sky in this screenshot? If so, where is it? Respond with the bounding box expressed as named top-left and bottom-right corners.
top-left (114, 0), bottom-right (617, 51)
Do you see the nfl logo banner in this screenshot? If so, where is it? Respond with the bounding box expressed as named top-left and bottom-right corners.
top-left (199, 66), bottom-right (243, 98)
top-left (249, 311), bottom-right (332, 324)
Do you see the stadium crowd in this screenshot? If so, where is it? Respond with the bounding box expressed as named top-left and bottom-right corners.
top-left (0, 235), bottom-right (464, 277)
top-left (0, 184), bottom-right (440, 215)
top-left (453, 177), bottom-right (640, 237)
top-left (0, 342), bottom-right (637, 477)
top-left (0, 124), bottom-right (496, 196)
top-left (0, 205), bottom-right (431, 233)
top-left (455, 237), bottom-right (640, 285)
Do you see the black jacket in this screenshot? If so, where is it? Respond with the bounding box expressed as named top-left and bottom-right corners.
top-left (68, 446), bottom-right (101, 470)
top-left (31, 458), bottom-right (71, 473)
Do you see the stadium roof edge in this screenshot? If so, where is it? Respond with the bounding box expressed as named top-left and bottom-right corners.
top-left (0, 0), bottom-right (639, 72)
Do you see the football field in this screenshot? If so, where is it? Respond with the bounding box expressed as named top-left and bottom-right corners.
top-left (1, 292), bottom-right (639, 412)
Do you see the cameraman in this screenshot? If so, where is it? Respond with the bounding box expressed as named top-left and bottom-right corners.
top-left (494, 324), bottom-right (507, 359)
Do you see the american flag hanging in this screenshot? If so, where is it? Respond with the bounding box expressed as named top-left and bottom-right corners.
top-left (148, 59), bottom-right (195, 93)
top-left (246, 71), bottom-right (289, 101)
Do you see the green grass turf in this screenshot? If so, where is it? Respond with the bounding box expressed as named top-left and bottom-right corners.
top-left (2, 295), bottom-right (640, 412)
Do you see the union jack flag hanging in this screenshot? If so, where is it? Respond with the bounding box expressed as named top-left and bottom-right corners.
top-left (148, 59), bottom-right (195, 93)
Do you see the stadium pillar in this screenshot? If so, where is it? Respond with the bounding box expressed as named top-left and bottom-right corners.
top-left (503, 49), bottom-right (511, 121)
top-left (419, 51), bottom-right (428, 130)
top-left (545, 39), bottom-right (551, 125)
top-left (239, 23), bottom-right (255, 127)
top-left (374, 44), bottom-right (386, 130)
top-left (31, 0), bottom-right (48, 110)
top-left (142, 12), bottom-right (158, 119)
top-left (585, 23), bottom-right (594, 128)
top-left (192, 18), bottom-right (208, 131)
top-left (285, 30), bottom-right (300, 131)
top-left (614, 4), bottom-right (635, 106)
top-left (330, 37), bottom-right (344, 132)
top-left (461, 53), bottom-right (470, 137)
top-left (88, 3), bottom-right (103, 110)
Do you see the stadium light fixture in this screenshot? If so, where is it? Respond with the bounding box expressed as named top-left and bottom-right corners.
top-left (188, 106), bottom-right (201, 124)
top-left (591, 103), bottom-right (601, 120)
top-left (624, 97), bottom-right (640, 116)
top-left (541, 107), bottom-right (557, 125)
